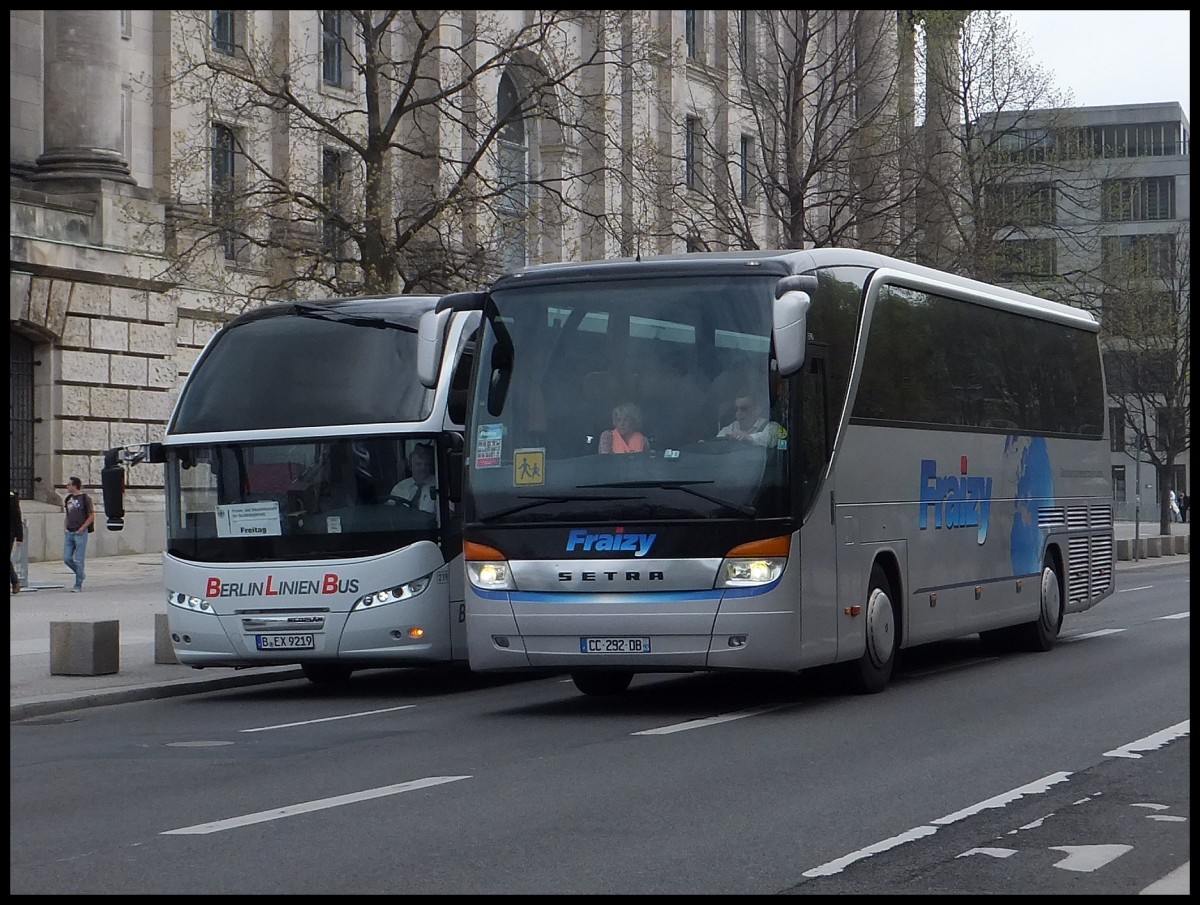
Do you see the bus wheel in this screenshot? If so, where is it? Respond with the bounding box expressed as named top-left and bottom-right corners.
top-left (571, 670), bottom-right (634, 696)
top-left (848, 563), bottom-right (897, 694)
top-left (301, 663), bottom-right (354, 685)
top-left (1014, 554), bottom-right (1064, 652)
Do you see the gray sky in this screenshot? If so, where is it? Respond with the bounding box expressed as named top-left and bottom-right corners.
top-left (1001, 10), bottom-right (1190, 121)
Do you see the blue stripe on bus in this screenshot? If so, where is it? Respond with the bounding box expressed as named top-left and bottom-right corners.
top-left (474, 580), bottom-right (780, 604)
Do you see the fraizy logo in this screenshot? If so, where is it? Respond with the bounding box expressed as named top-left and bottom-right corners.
top-left (918, 458), bottom-right (992, 544)
top-left (566, 527), bottom-right (656, 557)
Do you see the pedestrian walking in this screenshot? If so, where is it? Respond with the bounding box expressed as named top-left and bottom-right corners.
top-left (9, 489), bottom-right (23, 595)
top-left (1179, 490), bottom-right (1189, 524)
top-left (1168, 489), bottom-right (1181, 523)
top-left (63, 476), bottom-right (95, 592)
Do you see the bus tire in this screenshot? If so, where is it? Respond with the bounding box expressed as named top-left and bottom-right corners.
top-left (1014, 554), bottom-right (1063, 652)
top-left (301, 663), bottom-right (354, 685)
top-left (571, 670), bottom-right (634, 696)
top-left (847, 563), bottom-right (897, 694)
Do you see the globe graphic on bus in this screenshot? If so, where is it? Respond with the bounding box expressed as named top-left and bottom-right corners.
top-left (1006, 435), bottom-right (1055, 575)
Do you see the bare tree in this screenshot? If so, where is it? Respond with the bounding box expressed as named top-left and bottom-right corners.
top-left (643, 10), bottom-right (920, 255)
top-left (918, 10), bottom-right (1091, 281)
top-left (145, 10), bottom-right (628, 307)
top-left (1100, 226), bottom-right (1190, 534)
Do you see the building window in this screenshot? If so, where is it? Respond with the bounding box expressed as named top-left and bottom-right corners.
top-left (737, 10), bottom-right (753, 74)
top-left (1101, 177), bottom-right (1176, 222)
top-left (1101, 234), bottom-right (1175, 279)
top-left (1090, 121), bottom-right (1188, 157)
top-left (1109, 406), bottom-right (1126, 452)
top-left (1156, 405), bottom-right (1184, 451)
top-left (120, 10), bottom-right (133, 40)
top-left (322, 148), bottom-right (349, 256)
top-left (1112, 465), bottom-right (1126, 503)
top-left (121, 85), bottom-right (132, 165)
top-left (685, 116), bottom-right (701, 191)
top-left (986, 182), bottom-right (1056, 226)
top-left (322, 11), bottom-right (345, 86)
top-left (497, 72), bottom-right (528, 273)
top-left (685, 11), bottom-right (699, 59)
top-left (211, 123), bottom-right (240, 260)
top-left (211, 10), bottom-right (239, 56)
top-left (739, 134), bottom-right (754, 203)
top-left (999, 238), bottom-right (1056, 279)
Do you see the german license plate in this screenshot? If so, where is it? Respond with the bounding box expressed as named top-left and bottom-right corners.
top-left (580, 637), bottom-right (652, 653)
top-left (255, 634), bottom-right (315, 650)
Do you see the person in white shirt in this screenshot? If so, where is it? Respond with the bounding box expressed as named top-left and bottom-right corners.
top-left (716, 392), bottom-right (781, 448)
top-left (388, 443), bottom-right (438, 513)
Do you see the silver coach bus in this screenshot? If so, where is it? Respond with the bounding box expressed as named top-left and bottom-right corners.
top-left (420, 249), bottom-right (1115, 695)
top-left (103, 295), bottom-right (478, 684)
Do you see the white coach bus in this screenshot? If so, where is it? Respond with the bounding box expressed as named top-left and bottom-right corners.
top-left (103, 295), bottom-right (478, 684)
top-left (419, 248), bottom-right (1115, 695)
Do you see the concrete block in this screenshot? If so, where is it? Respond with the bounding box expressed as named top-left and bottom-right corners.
top-left (154, 612), bottom-right (179, 664)
top-left (1116, 539), bottom-right (1132, 561)
top-left (50, 620), bottom-right (119, 676)
top-left (1173, 534), bottom-right (1189, 555)
top-left (1145, 536), bottom-right (1162, 557)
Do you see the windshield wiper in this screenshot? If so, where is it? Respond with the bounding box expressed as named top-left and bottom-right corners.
top-left (578, 480), bottom-right (756, 517)
top-left (480, 492), bottom-right (644, 522)
top-left (293, 303), bottom-right (399, 330)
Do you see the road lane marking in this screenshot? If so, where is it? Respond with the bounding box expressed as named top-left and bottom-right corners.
top-left (1104, 720), bottom-right (1189, 759)
top-left (161, 776), bottom-right (471, 835)
top-left (803, 772), bottom-right (1072, 877)
top-left (1060, 628), bottom-right (1125, 642)
top-left (631, 704), bottom-right (792, 735)
top-left (239, 705), bottom-right (417, 732)
top-left (1050, 844), bottom-right (1132, 872)
top-left (1156, 612), bottom-right (1190, 620)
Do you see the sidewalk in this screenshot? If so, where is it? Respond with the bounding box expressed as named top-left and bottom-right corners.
top-left (9, 520), bottom-right (1188, 723)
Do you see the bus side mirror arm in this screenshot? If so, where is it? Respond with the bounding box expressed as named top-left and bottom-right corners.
top-left (774, 290), bottom-right (811, 377)
top-left (443, 431), bottom-right (464, 504)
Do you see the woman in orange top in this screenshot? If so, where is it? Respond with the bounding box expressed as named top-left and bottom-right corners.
top-left (598, 402), bottom-right (647, 454)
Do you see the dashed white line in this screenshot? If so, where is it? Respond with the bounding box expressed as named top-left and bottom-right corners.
top-left (631, 704), bottom-right (792, 735)
top-left (239, 705), bottom-right (417, 732)
top-left (161, 776), bottom-right (471, 835)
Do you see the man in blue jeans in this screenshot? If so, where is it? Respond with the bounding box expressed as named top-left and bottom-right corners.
top-left (63, 476), bottom-right (95, 592)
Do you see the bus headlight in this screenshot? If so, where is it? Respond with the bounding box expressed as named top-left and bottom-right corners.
top-left (465, 541), bottom-right (515, 591)
top-left (716, 557), bottom-right (786, 587)
top-left (166, 589), bottom-right (216, 614)
top-left (467, 560), bottom-right (514, 591)
top-left (353, 576), bottom-right (432, 611)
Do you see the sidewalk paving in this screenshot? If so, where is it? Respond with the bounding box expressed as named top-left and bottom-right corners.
top-left (9, 520), bottom-right (1188, 723)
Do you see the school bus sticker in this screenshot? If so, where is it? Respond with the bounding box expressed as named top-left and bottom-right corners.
top-left (514, 449), bottom-right (545, 486)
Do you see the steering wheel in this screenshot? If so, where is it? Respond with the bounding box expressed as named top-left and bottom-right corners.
top-left (387, 494), bottom-right (415, 508)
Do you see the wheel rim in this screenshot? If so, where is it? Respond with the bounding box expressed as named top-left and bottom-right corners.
top-left (865, 587), bottom-right (894, 668)
top-left (1039, 565), bottom-right (1061, 630)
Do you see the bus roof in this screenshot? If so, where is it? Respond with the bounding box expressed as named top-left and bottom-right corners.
top-left (492, 248), bottom-right (1098, 330)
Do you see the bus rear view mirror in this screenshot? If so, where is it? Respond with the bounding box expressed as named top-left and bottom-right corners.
top-left (101, 451), bottom-right (125, 531)
top-left (417, 309), bottom-right (451, 388)
top-left (774, 289), bottom-right (812, 377)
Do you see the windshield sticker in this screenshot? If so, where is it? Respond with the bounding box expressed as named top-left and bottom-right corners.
top-left (514, 448), bottom-right (545, 486)
top-left (475, 423), bottom-right (503, 468)
top-left (216, 501), bottom-right (282, 537)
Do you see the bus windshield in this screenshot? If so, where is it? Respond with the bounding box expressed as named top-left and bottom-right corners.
top-left (465, 275), bottom-right (791, 523)
top-left (165, 435), bottom-right (448, 562)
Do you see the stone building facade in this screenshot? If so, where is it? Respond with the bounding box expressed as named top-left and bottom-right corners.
top-left (11, 10), bottom-right (923, 561)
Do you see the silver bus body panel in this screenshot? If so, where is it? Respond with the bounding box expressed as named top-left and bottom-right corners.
top-left (164, 541), bottom-right (464, 667)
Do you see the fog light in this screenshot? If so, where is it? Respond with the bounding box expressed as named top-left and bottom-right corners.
top-left (728, 635), bottom-right (747, 647)
top-left (493, 635), bottom-right (511, 648)
top-left (408, 627), bottom-right (425, 639)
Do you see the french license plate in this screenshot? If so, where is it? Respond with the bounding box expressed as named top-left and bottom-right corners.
top-left (255, 634), bottom-right (315, 650)
top-left (580, 636), bottom-right (652, 653)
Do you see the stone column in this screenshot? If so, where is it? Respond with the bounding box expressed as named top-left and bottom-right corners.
top-left (32, 9), bottom-right (134, 184)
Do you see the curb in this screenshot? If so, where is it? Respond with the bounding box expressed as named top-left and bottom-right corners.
top-left (10, 667), bottom-right (305, 722)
